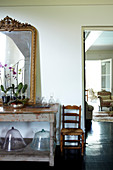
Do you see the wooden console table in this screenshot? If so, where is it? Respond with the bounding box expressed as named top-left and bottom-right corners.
top-left (0, 104), bottom-right (59, 166)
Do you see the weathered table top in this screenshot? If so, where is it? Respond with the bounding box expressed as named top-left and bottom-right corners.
top-left (0, 104), bottom-right (58, 114)
top-left (0, 104), bottom-right (59, 122)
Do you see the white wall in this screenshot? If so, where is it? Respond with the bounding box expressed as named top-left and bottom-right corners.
top-left (86, 60), bottom-right (101, 92)
top-left (86, 50), bottom-right (113, 60)
top-left (0, 2), bottom-right (113, 140)
top-left (0, 5), bottom-right (113, 105)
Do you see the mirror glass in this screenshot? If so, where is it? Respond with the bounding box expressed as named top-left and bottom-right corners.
top-left (0, 16), bottom-right (36, 104)
top-left (0, 31), bottom-right (32, 98)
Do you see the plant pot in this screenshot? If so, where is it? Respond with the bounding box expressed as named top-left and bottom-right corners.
top-left (8, 99), bottom-right (24, 109)
top-left (2, 96), bottom-right (10, 105)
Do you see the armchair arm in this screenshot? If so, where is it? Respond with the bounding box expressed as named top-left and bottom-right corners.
top-left (98, 96), bottom-right (103, 106)
top-left (88, 105), bottom-right (94, 111)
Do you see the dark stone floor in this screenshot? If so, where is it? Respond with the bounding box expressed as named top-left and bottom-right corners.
top-left (1, 121), bottom-right (113, 169)
top-left (84, 121), bottom-right (113, 170)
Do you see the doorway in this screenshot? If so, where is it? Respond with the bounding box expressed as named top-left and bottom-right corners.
top-left (82, 27), bottom-right (113, 129)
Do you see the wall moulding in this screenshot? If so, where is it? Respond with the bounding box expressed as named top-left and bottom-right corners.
top-left (1, 0), bottom-right (113, 7)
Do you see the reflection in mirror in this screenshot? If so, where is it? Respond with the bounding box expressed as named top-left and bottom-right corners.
top-left (0, 31), bottom-right (32, 99)
top-left (0, 16), bottom-right (37, 104)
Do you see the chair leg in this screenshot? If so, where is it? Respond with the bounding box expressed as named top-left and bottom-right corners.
top-left (60, 133), bottom-right (63, 152)
top-left (101, 106), bottom-right (102, 111)
top-left (81, 133), bottom-right (84, 156)
top-left (78, 135), bottom-right (80, 146)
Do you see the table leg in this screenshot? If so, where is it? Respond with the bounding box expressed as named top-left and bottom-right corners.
top-left (49, 122), bottom-right (54, 166)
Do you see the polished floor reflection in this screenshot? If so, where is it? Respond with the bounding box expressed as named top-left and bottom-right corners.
top-left (55, 121), bottom-right (113, 170)
top-left (85, 121), bottom-right (113, 170)
top-left (1, 121), bottom-right (113, 169)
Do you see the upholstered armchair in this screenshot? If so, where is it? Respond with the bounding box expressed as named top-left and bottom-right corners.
top-left (97, 90), bottom-right (113, 111)
top-left (85, 102), bottom-right (94, 121)
top-left (85, 102), bottom-right (94, 130)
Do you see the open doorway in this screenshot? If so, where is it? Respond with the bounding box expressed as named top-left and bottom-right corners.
top-left (82, 27), bottom-right (113, 128)
top-left (86, 59), bottom-right (112, 111)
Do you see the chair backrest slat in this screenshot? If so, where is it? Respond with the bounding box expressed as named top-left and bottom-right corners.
top-left (62, 105), bottom-right (81, 129)
top-left (64, 120), bottom-right (79, 123)
top-left (64, 113), bottom-right (79, 116)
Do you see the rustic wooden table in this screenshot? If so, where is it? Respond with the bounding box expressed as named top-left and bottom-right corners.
top-left (0, 104), bottom-right (59, 166)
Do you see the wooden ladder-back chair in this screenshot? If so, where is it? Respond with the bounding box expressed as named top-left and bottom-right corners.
top-left (60, 105), bottom-right (84, 156)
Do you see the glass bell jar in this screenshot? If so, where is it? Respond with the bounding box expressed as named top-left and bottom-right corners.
top-left (2, 127), bottom-right (26, 151)
top-left (30, 129), bottom-right (50, 151)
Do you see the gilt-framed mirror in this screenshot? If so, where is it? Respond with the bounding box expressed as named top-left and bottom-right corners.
top-left (0, 16), bottom-right (37, 104)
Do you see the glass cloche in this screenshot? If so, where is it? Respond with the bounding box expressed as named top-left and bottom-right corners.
top-left (2, 127), bottom-right (26, 151)
top-left (30, 129), bottom-right (50, 151)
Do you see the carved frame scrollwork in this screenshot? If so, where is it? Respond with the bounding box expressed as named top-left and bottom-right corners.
top-left (0, 16), bottom-right (37, 104)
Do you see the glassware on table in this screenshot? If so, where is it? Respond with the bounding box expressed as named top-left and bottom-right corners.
top-left (48, 94), bottom-right (55, 105)
top-left (2, 127), bottom-right (26, 151)
top-left (30, 129), bottom-right (50, 151)
top-left (42, 97), bottom-right (48, 106)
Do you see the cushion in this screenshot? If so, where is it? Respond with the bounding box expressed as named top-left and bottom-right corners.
top-left (103, 99), bottom-right (112, 102)
top-left (101, 95), bottom-right (110, 100)
top-left (102, 99), bottom-right (113, 105)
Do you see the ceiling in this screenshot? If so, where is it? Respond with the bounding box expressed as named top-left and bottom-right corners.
top-left (85, 31), bottom-right (113, 51)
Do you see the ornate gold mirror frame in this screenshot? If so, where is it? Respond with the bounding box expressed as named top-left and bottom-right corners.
top-left (0, 16), bottom-right (37, 104)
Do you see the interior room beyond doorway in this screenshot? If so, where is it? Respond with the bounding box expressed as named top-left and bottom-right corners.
top-left (83, 27), bottom-right (113, 123)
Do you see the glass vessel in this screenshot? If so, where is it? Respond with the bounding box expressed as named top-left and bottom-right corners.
top-left (48, 94), bottom-right (55, 105)
top-left (2, 96), bottom-right (10, 105)
top-left (30, 129), bottom-right (50, 151)
top-left (2, 127), bottom-right (26, 151)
